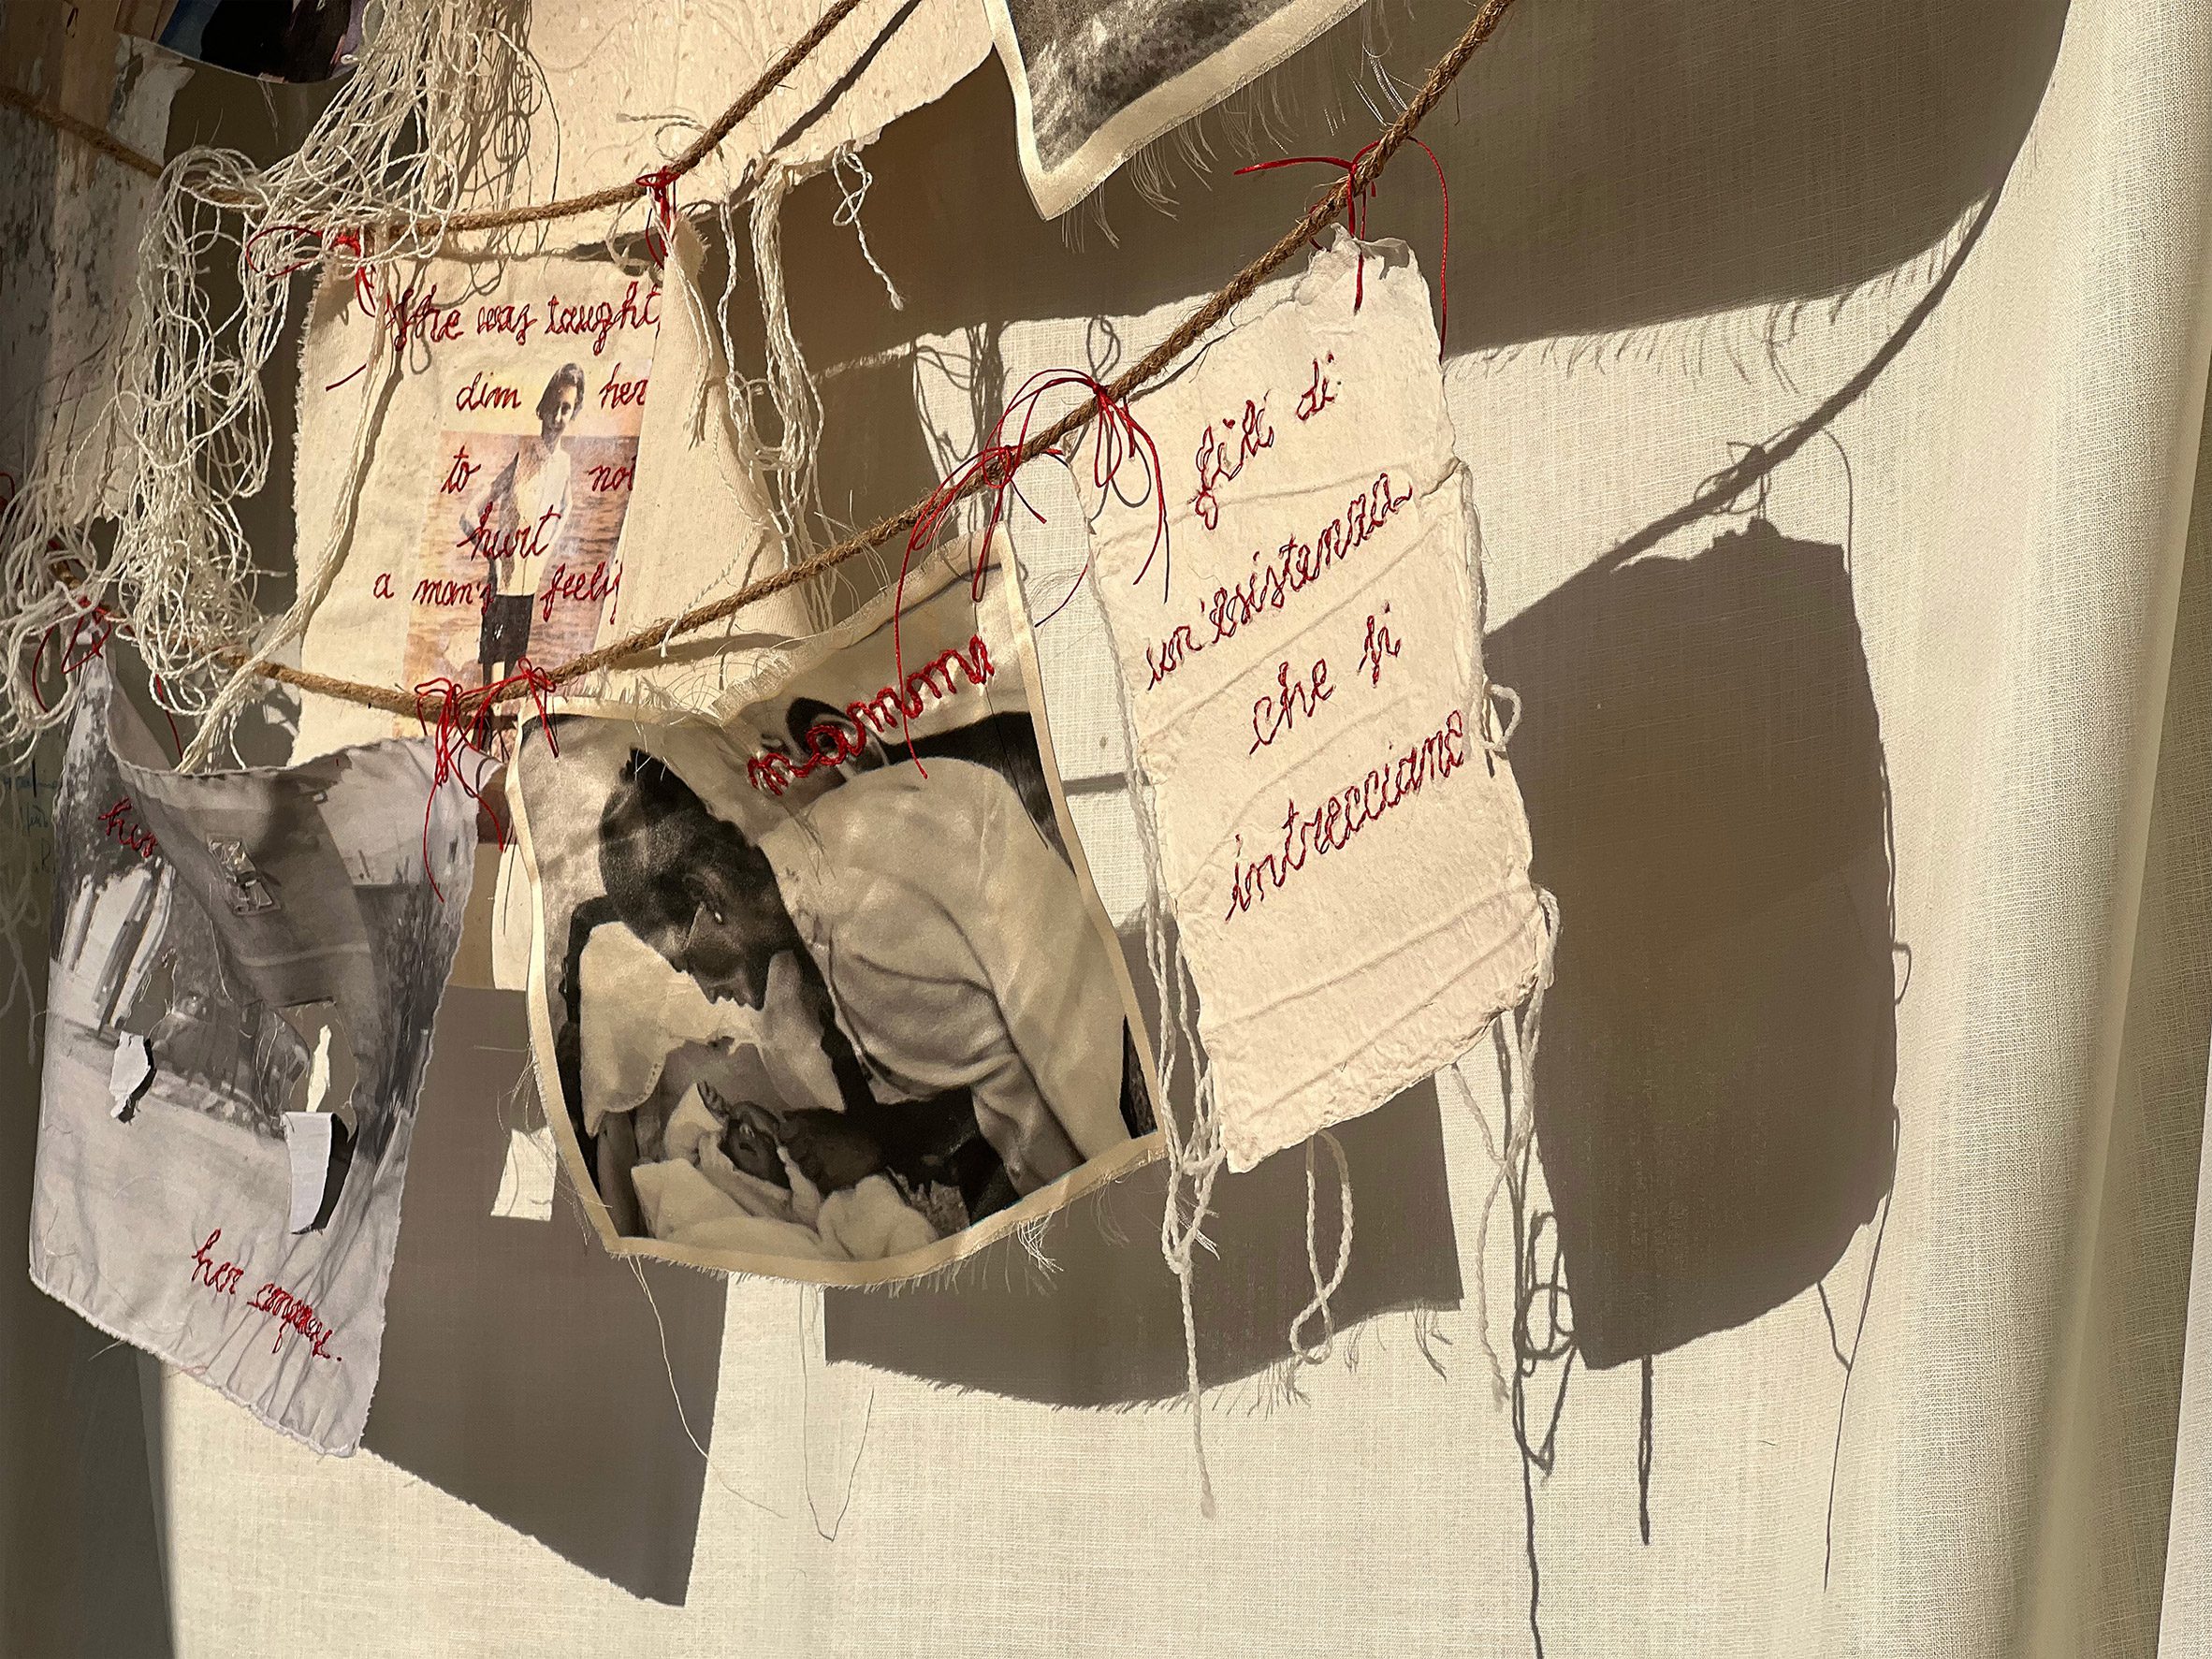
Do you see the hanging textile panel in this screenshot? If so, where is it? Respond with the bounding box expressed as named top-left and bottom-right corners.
top-left (1072, 231), bottom-right (1550, 1170)
top-left (28, 662), bottom-right (475, 1453)
top-left (562, 224), bottom-right (822, 707)
top-left (291, 247), bottom-right (662, 758)
top-left (527, 0), bottom-right (989, 193)
top-left (509, 535), bottom-right (1160, 1283)
top-left (985, 0), bottom-right (1365, 216)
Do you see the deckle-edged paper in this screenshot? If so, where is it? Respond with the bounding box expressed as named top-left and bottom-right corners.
top-left (29, 662), bottom-right (475, 1454)
top-left (985, 0), bottom-right (1365, 217)
top-left (1078, 231), bottom-right (1550, 1171)
top-left (291, 244), bottom-right (662, 758)
top-left (510, 535), bottom-right (1161, 1284)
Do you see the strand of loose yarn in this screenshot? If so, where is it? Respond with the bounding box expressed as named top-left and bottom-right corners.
top-left (0, 0), bottom-right (871, 239)
top-left (1288, 1129), bottom-right (1353, 1365)
top-left (0, 0), bottom-right (550, 753)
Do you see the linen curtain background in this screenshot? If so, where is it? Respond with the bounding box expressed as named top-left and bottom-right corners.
top-left (6, 0), bottom-right (2212, 1652)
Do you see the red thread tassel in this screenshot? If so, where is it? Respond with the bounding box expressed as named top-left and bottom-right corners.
top-left (634, 167), bottom-right (680, 267)
top-left (412, 661), bottom-right (559, 900)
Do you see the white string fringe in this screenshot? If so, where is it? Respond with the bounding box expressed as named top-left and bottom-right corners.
top-left (1116, 688), bottom-right (1227, 1519)
top-left (1288, 1129), bottom-right (1354, 1367)
top-left (830, 144), bottom-right (906, 313)
top-left (1449, 885), bottom-right (1560, 1408)
top-left (714, 165), bottom-right (839, 631)
top-left (0, 0), bottom-right (548, 758)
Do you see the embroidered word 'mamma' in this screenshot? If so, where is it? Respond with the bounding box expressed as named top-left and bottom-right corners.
top-left (747, 637), bottom-right (996, 795)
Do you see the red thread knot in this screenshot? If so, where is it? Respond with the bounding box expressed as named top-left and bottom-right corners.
top-left (634, 167), bottom-right (681, 265)
top-left (1235, 137), bottom-right (1450, 353)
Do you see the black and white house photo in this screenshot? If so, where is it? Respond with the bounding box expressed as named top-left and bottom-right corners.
top-left (29, 665), bottom-right (475, 1454)
top-left (513, 551), bottom-right (1158, 1283)
top-left (987, 0), bottom-right (1364, 214)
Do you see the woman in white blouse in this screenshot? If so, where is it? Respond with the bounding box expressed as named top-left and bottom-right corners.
top-left (470, 362), bottom-right (582, 686)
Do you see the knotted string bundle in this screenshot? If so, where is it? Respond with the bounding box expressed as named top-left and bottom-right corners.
top-left (412, 661), bottom-right (558, 899)
top-left (0, 0), bottom-right (550, 759)
top-left (893, 370), bottom-right (1168, 766)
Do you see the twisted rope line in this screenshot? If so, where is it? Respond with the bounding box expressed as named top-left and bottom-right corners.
top-left (0, 83), bottom-right (164, 179)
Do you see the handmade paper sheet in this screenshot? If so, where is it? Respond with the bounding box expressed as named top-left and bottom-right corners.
top-left (985, 0), bottom-right (1365, 217)
top-left (291, 245), bottom-right (662, 757)
top-left (29, 663), bottom-right (475, 1453)
top-left (1079, 231), bottom-right (1550, 1171)
top-left (510, 537), bottom-right (1160, 1283)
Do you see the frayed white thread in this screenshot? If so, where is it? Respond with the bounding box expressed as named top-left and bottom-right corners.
top-left (182, 318), bottom-right (397, 767)
top-left (1288, 1128), bottom-right (1353, 1366)
top-left (829, 145), bottom-right (904, 313)
top-left (713, 169), bottom-right (840, 630)
top-left (1115, 684), bottom-right (1226, 1519)
top-left (1015, 1212), bottom-right (1060, 1280)
top-left (0, 0), bottom-right (546, 753)
top-left (620, 1254), bottom-right (787, 1519)
top-left (1449, 885), bottom-right (1560, 1409)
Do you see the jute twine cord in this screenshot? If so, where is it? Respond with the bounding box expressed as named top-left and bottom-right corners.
top-left (20, 0), bottom-right (1521, 724)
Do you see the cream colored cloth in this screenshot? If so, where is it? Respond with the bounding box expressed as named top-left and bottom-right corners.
top-left (1076, 232), bottom-right (1547, 1171)
top-left (290, 246), bottom-right (661, 758)
top-left (526, 0), bottom-right (987, 196)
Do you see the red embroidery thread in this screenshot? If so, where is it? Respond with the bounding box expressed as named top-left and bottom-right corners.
top-left (98, 796), bottom-right (158, 859)
top-left (244, 1279), bottom-right (342, 1360)
top-left (1191, 398), bottom-right (1275, 531)
top-left (1223, 708), bottom-right (1469, 921)
top-left (634, 167), bottom-right (679, 266)
top-left (1235, 137), bottom-right (1450, 352)
top-left (1145, 471), bottom-right (1414, 691)
top-left (412, 662), bottom-right (559, 899)
top-left (188, 1229), bottom-right (245, 1296)
top-left (898, 369), bottom-right (1167, 767)
top-left (746, 636), bottom-right (996, 795)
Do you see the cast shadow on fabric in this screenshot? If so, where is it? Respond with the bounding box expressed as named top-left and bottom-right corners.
top-left (787, 0), bottom-right (2069, 571)
top-left (823, 1075), bottom-right (1464, 1405)
top-left (1488, 518), bottom-right (1899, 1371)
top-left (365, 987), bottom-right (724, 1607)
top-left (775, 0), bottom-right (2070, 366)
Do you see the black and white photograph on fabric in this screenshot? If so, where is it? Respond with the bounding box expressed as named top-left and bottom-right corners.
top-left (986, 0), bottom-right (1365, 215)
top-left (511, 539), bottom-right (1161, 1285)
top-left (28, 662), bottom-right (477, 1454)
